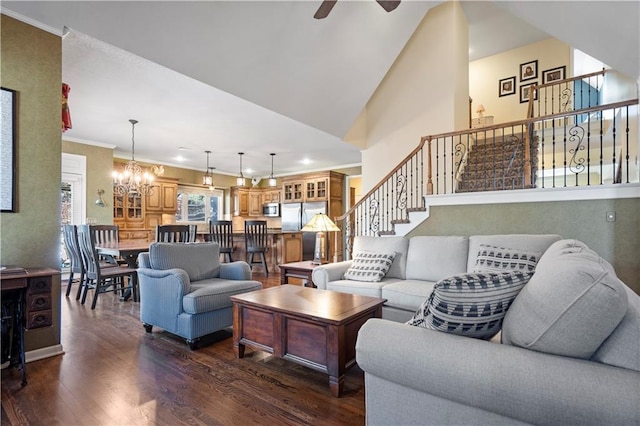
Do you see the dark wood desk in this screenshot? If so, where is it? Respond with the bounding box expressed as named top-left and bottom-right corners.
top-left (231, 285), bottom-right (385, 397)
top-left (279, 261), bottom-right (321, 287)
top-left (0, 267), bottom-right (59, 386)
top-left (95, 241), bottom-right (150, 268)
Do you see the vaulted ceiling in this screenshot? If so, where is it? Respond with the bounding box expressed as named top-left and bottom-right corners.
top-left (2, 1), bottom-right (637, 180)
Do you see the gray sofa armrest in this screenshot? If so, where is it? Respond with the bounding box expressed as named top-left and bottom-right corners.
top-left (356, 319), bottom-right (640, 426)
top-left (218, 261), bottom-right (252, 280)
top-left (312, 261), bottom-right (352, 289)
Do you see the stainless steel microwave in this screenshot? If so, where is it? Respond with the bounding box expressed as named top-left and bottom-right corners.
top-left (262, 203), bottom-right (280, 217)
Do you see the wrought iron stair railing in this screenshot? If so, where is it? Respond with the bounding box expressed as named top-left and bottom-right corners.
top-left (335, 69), bottom-right (638, 259)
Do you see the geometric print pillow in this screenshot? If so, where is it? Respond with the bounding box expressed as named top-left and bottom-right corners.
top-left (343, 251), bottom-right (396, 282)
top-left (406, 271), bottom-right (534, 340)
top-left (473, 244), bottom-right (542, 273)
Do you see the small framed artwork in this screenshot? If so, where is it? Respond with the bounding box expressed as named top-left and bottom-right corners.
top-left (519, 82), bottom-right (538, 104)
top-left (520, 60), bottom-right (538, 82)
top-left (542, 66), bottom-right (566, 84)
top-left (1, 87), bottom-right (17, 212)
top-left (498, 76), bottom-right (516, 97)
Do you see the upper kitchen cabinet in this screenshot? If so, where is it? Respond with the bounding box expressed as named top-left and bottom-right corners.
top-left (282, 171), bottom-right (344, 204)
top-left (145, 177), bottom-right (178, 212)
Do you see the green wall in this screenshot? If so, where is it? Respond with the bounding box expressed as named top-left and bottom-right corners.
top-left (1, 15), bottom-right (62, 351)
top-left (409, 198), bottom-right (640, 294)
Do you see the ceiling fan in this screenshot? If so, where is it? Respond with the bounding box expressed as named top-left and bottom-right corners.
top-left (314, 0), bottom-right (401, 19)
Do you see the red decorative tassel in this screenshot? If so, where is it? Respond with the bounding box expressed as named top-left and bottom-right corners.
top-left (62, 83), bottom-right (72, 132)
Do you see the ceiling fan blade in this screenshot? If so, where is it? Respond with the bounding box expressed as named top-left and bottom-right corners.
top-left (314, 0), bottom-right (338, 19)
top-left (376, 0), bottom-right (401, 12)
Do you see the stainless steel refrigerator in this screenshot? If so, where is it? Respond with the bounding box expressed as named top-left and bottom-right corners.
top-left (281, 201), bottom-right (327, 261)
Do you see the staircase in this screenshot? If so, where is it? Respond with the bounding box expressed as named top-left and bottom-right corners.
top-left (456, 134), bottom-right (538, 193)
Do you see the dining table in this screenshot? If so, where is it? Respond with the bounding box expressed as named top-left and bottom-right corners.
top-left (95, 240), bottom-right (151, 269)
top-left (95, 241), bottom-right (151, 301)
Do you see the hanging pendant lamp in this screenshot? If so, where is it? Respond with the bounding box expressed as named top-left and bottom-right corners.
top-left (112, 119), bottom-right (155, 196)
top-left (268, 153), bottom-right (277, 187)
top-left (236, 152), bottom-right (246, 187)
top-left (202, 150), bottom-right (214, 189)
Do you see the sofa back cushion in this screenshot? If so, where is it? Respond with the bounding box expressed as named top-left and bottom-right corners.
top-left (149, 242), bottom-right (220, 282)
top-left (353, 236), bottom-right (409, 279)
top-left (405, 236), bottom-right (468, 282)
top-left (467, 234), bottom-right (561, 272)
top-left (502, 239), bottom-right (628, 359)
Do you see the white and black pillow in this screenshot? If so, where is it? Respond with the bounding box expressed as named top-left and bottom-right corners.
top-left (343, 251), bottom-right (396, 282)
top-left (407, 271), bottom-right (533, 340)
top-left (473, 244), bottom-right (542, 273)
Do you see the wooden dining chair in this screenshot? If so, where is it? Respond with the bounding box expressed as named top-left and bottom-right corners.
top-left (244, 220), bottom-right (269, 275)
top-left (62, 224), bottom-right (86, 300)
top-left (205, 220), bottom-right (234, 262)
top-left (89, 224), bottom-right (125, 265)
top-left (155, 225), bottom-right (197, 243)
top-left (77, 225), bottom-right (138, 309)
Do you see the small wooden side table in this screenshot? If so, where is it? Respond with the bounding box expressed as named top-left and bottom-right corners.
top-left (279, 261), bottom-right (322, 287)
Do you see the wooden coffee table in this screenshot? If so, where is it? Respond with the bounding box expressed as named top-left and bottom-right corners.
top-left (231, 285), bottom-right (385, 397)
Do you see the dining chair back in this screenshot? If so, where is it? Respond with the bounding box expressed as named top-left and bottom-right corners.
top-left (155, 225), bottom-right (197, 243)
top-left (205, 220), bottom-right (234, 262)
top-left (244, 220), bottom-right (269, 275)
top-left (62, 224), bottom-right (85, 300)
top-left (89, 224), bottom-right (123, 265)
top-left (77, 225), bottom-right (138, 309)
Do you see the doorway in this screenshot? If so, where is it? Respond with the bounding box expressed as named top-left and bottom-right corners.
top-left (61, 153), bottom-right (86, 269)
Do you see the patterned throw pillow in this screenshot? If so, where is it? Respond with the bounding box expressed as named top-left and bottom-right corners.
top-left (407, 271), bottom-right (534, 340)
top-left (343, 251), bottom-right (396, 282)
top-left (473, 244), bottom-right (542, 273)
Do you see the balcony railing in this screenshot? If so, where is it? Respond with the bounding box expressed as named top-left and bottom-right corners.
top-left (335, 70), bottom-right (638, 258)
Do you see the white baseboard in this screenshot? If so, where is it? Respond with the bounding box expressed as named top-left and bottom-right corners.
top-left (25, 344), bottom-right (65, 363)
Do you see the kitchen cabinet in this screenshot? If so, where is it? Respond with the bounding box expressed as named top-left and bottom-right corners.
top-left (146, 179), bottom-right (178, 212)
top-left (305, 177), bottom-right (328, 202)
top-left (282, 172), bottom-right (342, 204)
top-left (263, 189), bottom-right (281, 203)
top-left (248, 191), bottom-right (262, 216)
top-left (232, 187), bottom-right (249, 216)
top-left (283, 180), bottom-right (305, 203)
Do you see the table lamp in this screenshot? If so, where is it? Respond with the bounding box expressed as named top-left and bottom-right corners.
top-left (301, 213), bottom-right (340, 264)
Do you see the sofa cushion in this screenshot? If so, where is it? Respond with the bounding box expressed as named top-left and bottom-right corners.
top-left (405, 236), bottom-right (469, 282)
top-left (591, 286), bottom-right (640, 372)
top-left (343, 251), bottom-right (396, 282)
top-left (327, 277), bottom-right (401, 299)
top-left (407, 271), bottom-right (533, 339)
top-left (467, 234), bottom-right (561, 272)
top-left (183, 279), bottom-right (262, 314)
top-left (149, 242), bottom-right (220, 282)
top-left (352, 236), bottom-right (409, 279)
top-left (502, 239), bottom-right (628, 359)
top-left (473, 244), bottom-right (542, 273)
top-left (381, 280), bottom-right (437, 312)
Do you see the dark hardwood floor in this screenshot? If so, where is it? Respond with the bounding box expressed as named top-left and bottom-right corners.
top-left (1, 272), bottom-right (366, 425)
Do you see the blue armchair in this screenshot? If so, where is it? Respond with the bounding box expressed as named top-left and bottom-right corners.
top-left (137, 242), bottom-right (262, 349)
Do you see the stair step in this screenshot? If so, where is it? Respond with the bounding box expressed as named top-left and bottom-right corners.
top-left (390, 219), bottom-right (410, 225)
top-left (377, 230), bottom-right (396, 236)
top-left (406, 207), bottom-right (427, 213)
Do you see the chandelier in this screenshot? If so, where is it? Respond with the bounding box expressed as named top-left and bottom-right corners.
top-left (203, 150), bottom-right (214, 190)
top-left (268, 153), bottom-right (277, 187)
top-left (112, 119), bottom-right (154, 196)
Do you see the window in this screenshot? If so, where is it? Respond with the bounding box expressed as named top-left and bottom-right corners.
top-left (176, 187), bottom-right (223, 224)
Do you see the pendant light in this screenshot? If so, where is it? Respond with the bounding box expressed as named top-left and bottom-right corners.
top-left (236, 152), bottom-right (246, 187)
top-left (202, 150), bottom-right (214, 189)
top-left (268, 153), bottom-right (277, 187)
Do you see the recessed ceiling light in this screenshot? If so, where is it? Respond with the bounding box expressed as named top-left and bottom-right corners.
top-left (178, 147), bottom-right (191, 151)
top-left (176, 155), bottom-right (185, 162)
top-left (301, 158), bottom-right (312, 165)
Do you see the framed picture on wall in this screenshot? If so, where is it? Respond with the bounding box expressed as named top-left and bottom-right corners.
top-left (543, 66), bottom-right (566, 83)
top-left (520, 60), bottom-right (538, 82)
top-left (1, 87), bottom-right (17, 212)
top-left (498, 76), bottom-right (516, 97)
top-left (519, 82), bottom-right (538, 103)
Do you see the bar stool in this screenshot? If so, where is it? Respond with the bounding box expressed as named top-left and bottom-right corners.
top-left (206, 220), bottom-right (234, 262)
top-left (244, 220), bottom-right (269, 275)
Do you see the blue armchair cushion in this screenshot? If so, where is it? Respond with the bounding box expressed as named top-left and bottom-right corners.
top-left (184, 280), bottom-right (263, 314)
top-left (149, 242), bottom-right (220, 282)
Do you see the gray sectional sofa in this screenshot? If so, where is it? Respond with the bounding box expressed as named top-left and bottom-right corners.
top-left (313, 236), bottom-right (640, 425)
top-left (312, 234), bottom-right (562, 322)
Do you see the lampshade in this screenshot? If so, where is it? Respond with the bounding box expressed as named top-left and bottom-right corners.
top-left (301, 213), bottom-right (340, 233)
top-left (301, 213), bottom-right (340, 264)
top-left (476, 104), bottom-right (486, 117)
top-left (236, 152), bottom-right (246, 187)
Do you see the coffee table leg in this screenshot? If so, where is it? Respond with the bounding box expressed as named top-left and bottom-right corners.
top-left (327, 325), bottom-right (345, 397)
top-left (232, 303), bottom-right (245, 358)
top-left (233, 341), bottom-right (245, 359)
top-left (329, 375), bottom-right (344, 397)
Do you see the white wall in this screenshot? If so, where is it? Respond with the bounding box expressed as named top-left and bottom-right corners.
top-left (354, 1), bottom-right (469, 191)
top-left (469, 38), bottom-right (571, 124)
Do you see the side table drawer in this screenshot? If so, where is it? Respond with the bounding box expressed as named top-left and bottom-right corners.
top-left (26, 309), bottom-right (52, 329)
top-left (28, 276), bottom-right (51, 294)
top-left (27, 293), bottom-right (51, 311)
